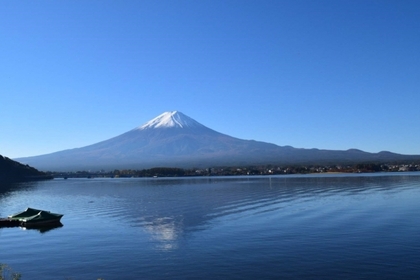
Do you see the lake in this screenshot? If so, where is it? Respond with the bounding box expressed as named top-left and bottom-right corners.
top-left (1, 173), bottom-right (420, 279)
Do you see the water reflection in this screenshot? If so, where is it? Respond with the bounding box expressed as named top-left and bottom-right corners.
top-left (141, 217), bottom-right (180, 250)
top-left (1, 174), bottom-right (419, 248)
top-left (20, 222), bottom-right (64, 234)
top-left (118, 174), bottom-right (420, 249)
top-left (1, 174), bottom-right (420, 279)
top-left (0, 182), bottom-right (23, 197)
top-left (0, 181), bottom-right (41, 193)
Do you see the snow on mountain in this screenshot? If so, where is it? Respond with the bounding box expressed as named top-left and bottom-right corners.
top-left (138, 111), bottom-right (204, 130)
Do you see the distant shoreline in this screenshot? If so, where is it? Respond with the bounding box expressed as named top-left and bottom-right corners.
top-left (48, 163), bottom-right (420, 179)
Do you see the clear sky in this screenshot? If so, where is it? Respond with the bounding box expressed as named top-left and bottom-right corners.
top-left (1, 0), bottom-right (420, 158)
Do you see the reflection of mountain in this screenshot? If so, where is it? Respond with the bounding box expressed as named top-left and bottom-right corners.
top-left (120, 175), bottom-right (410, 249)
top-left (141, 217), bottom-right (180, 250)
top-left (16, 111), bottom-right (420, 171)
top-left (0, 182), bottom-right (18, 194)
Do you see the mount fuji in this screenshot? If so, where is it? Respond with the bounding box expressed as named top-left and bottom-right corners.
top-left (16, 111), bottom-right (420, 171)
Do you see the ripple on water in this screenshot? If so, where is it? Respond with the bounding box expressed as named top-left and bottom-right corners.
top-left (1, 174), bottom-right (420, 279)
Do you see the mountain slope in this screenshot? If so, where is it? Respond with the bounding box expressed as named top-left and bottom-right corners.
top-left (16, 111), bottom-right (420, 171)
top-left (0, 154), bottom-right (52, 182)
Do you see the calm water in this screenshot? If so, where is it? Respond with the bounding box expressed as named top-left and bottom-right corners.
top-left (1, 173), bottom-right (420, 279)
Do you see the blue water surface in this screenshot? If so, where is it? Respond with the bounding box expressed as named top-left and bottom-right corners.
top-left (1, 173), bottom-right (420, 279)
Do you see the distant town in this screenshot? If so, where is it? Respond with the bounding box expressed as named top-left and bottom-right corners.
top-left (50, 162), bottom-right (420, 178)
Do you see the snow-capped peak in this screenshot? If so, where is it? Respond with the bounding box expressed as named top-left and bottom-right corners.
top-left (138, 111), bottom-right (204, 130)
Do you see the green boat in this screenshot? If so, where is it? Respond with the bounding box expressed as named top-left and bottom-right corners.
top-left (8, 208), bottom-right (63, 225)
top-left (8, 208), bottom-right (43, 221)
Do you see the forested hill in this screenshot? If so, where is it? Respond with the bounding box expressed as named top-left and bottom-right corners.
top-left (0, 155), bottom-right (52, 182)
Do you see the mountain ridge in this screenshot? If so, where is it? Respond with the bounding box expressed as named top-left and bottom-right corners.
top-left (15, 111), bottom-right (420, 171)
top-left (0, 154), bottom-right (52, 182)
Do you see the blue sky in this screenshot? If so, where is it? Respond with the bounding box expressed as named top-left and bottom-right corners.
top-left (1, 0), bottom-right (420, 158)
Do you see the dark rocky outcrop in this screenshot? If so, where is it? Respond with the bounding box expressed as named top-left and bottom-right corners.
top-left (0, 155), bottom-right (52, 182)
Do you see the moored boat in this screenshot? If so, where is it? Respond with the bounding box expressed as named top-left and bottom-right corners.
top-left (8, 207), bottom-right (44, 221)
top-left (20, 211), bottom-right (63, 226)
top-left (3, 207), bottom-right (64, 227)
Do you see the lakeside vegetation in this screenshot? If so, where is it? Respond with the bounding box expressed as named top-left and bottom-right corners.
top-left (0, 155), bottom-right (52, 183)
top-left (1, 263), bottom-right (106, 280)
top-left (50, 162), bottom-right (420, 178)
top-left (0, 264), bottom-right (21, 280)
